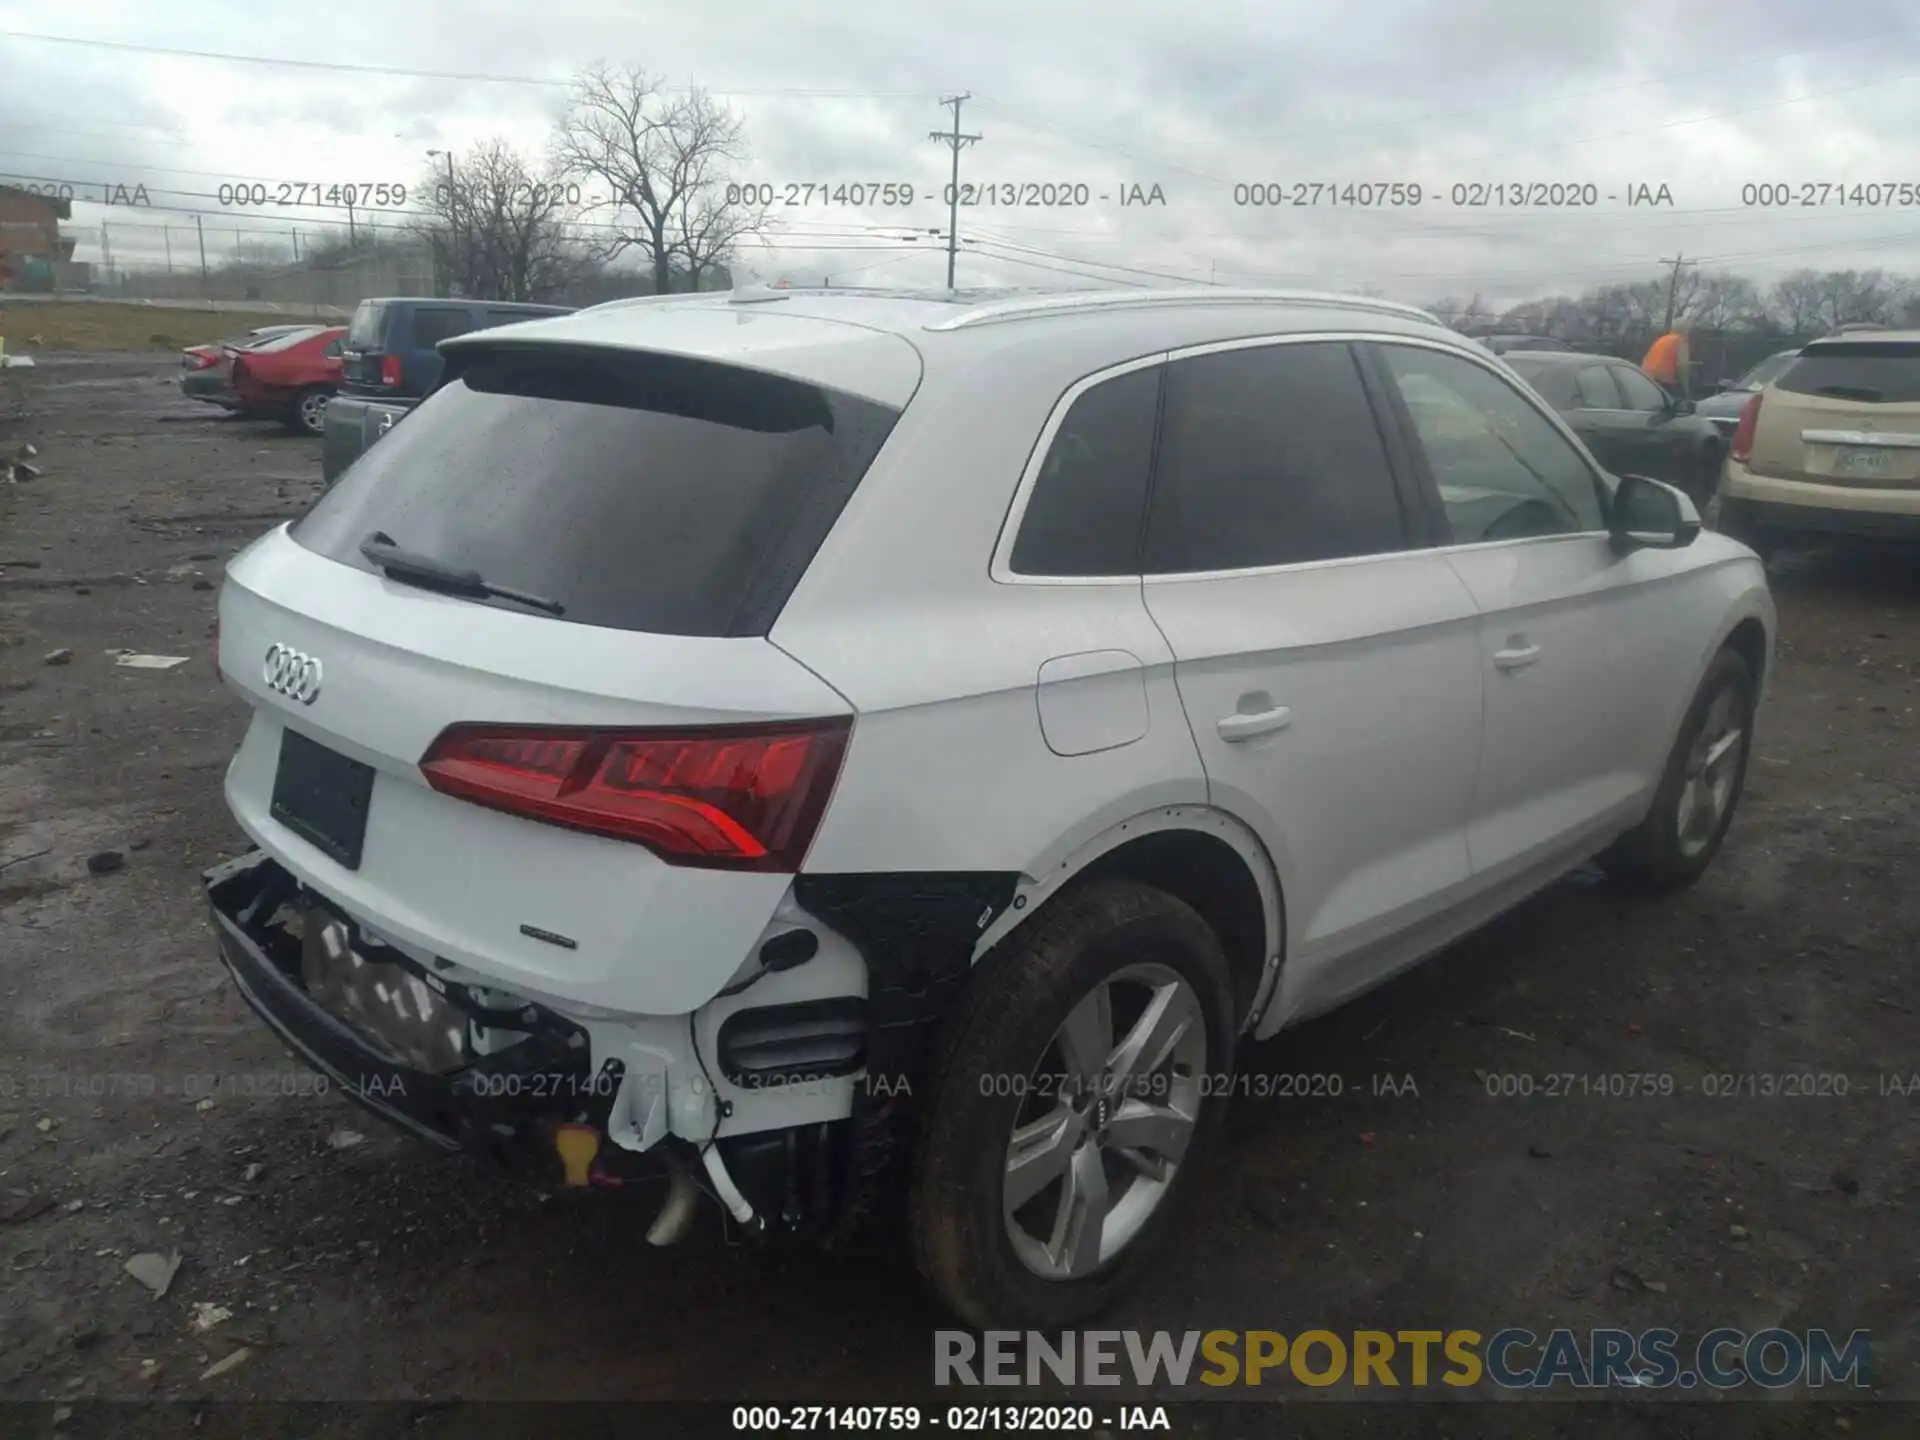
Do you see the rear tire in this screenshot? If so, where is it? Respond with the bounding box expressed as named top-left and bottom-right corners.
top-left (287, 386), bottom-right (332, 436)
top-left (910, 878), bottom-right (1237, 1330)
top-left (1600, 649), bottom-right (1755, 892)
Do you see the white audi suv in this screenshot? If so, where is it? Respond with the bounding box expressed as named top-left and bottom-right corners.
top-left (209, 286), bottom-right (1775, 1327)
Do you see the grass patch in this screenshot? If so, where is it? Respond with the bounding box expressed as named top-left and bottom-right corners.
top-left (0, 301), bottom-right (333, 354)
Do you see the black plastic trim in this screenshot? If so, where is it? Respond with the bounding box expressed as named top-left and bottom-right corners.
top-left (792, 871), bottom-right (1020, 1242)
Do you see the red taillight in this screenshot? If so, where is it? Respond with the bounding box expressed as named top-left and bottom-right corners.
top-left (379, 355), bottom-right (402, 387)
top-left (418, 719), bottom-right (852, 871)
top-left (185, 350), bottom-right (216, 371)
top-left (1730, 391), bottom-right (1763, 463)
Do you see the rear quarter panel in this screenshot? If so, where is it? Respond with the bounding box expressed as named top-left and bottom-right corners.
top-left (775, 337), bottom-right (1211, 881)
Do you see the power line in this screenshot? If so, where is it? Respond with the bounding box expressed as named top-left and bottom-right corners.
top-left (929, 95), bottom-right (982, 289)
top-left (0, 29), bottom-right (939, 96)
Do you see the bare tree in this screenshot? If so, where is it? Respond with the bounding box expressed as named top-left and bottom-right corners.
top-left (1684, 272), bottom-right (1764, 330)
top-left (415, 139), bottom-right (590, 302)
top-left (1769, 270), bottom-right (1830, 333)
top-left (1806, 268), bottom-right (1906, 330)
top-left (553, 63), bottom-right (765, 294)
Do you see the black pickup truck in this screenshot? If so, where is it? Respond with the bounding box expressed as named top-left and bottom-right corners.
top-left (322, 297), bottom-right (574, 483)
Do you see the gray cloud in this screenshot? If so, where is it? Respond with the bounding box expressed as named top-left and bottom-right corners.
top-left (3, 0), bottom-right (1919, 302)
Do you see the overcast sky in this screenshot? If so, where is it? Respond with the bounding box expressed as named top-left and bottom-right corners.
top-left (4, 0), bottom-right (1920, 305)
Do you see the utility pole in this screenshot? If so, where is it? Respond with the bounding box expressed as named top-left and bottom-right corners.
top-left (163, 225), bottom-right (173, 273)
top-left (346, 197), bottom-right (357, 246)
top-left (195, 214), bottom-right (208, 292)
top-left (1659, 252), bottom-right (1694, 331)
top-left (292, 228), bottom-right (300, 263)
top-left (928, 94), bottom-right (981, 290)
top-left (100, 223), bottom-right (112, 285)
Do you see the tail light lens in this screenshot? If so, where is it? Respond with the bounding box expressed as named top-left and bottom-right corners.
top-left (379, 355), bottom-right (402, 387)
top-left (1730, 392), bottom-right (1763, 463)
top-left (419, 719), bottom-right (852, 871)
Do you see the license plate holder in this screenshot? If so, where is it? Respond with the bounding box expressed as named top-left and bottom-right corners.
top-left (1837, 447), bottom-right (1889, 477)
top-left (270, 729), bottom-right (375, 870)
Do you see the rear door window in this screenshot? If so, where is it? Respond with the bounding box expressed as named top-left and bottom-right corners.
top-left (1009, 365), bottom-right (1160, 576)
top-left (290, 346), bottom-right (903, 637)
top-left (409, 308), bottom-right (476, 349)
top-left (1143, 341), bottom-right (1409, 573)
top-left (1572, 365), bottom-right (1621, 409)
top-left (1775, 341), bottom-right (1920, 403)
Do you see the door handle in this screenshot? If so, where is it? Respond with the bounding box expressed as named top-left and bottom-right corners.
top-left (1493, 643), bottom-right (1542, 672)
top-left (1218, 705), bottom-right (1293, 742)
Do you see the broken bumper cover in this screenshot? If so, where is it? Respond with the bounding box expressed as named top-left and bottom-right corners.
top-left (205, 850), bottom-right (664, 1180)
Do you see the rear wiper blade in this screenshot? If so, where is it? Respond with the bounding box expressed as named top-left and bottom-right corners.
top-left (358, 531), bottom-right (564, 616)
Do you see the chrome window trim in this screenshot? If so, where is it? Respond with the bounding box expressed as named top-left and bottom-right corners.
top-left (989, 330), bottom-right (1613, 588)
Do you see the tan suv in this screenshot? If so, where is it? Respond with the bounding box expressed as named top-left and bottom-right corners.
top-left (1717, 331), bottom-right (1920, 556)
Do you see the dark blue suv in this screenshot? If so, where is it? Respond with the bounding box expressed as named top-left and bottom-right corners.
top-left (323, 296), bottom-right (574, 482)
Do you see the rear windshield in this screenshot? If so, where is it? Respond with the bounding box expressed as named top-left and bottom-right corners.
top-left (345, 303), bottom-right (389, 350)
top-left (1775, 342), bottom-right (1920, 403)
top-left (290, 346), bottom-right (903, 637)
top-left (248, 327), bottom-right (324, 354)
top-left (1734, 351), bottom-right (1798, 390)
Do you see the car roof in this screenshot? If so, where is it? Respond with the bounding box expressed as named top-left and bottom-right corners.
top-left (1802, 328), bottom-right (1920, 346)
top-left (441, 286), bottom-right (1468, 406)
top-left (1502, 350), bottom-right (1615, 365)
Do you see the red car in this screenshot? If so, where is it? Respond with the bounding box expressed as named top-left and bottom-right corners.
top-left (228, 325), bottom-right (346, 435)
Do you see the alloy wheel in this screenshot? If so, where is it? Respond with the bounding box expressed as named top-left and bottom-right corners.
top-left (299, 391), bottom-right (330, 434)
top-left (1676, 685), bottom-right (1745, 858)
top-left (1001, 962), bottom-right (1207, 1280)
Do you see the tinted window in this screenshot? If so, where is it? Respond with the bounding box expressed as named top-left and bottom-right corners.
top-left (409, 308), bottom-right (475, 348)
top-left (1010, 366), bottom-right (1159, 576)
top-left (1507, 360), bottom-right (1577, 409)
top-left (345, 303), bottom-right (388, 350)
top-left (1733, 351), bottom-right (1797, 390)
top-left (484, 308), bottom-right (557, 328)
top-left (291, 347), bottom-right (902, 637)
top-left (1573, 365), bottom-right (1621, 409)
top-left (1143, 343), bottom-right (1405, 573)
top-left (1775, 341), bottom-right (1920, 403)
top-left (1612, 365), bottom-right (1668, 412)
top-left (1380, 345), bottom-right (1607, 543)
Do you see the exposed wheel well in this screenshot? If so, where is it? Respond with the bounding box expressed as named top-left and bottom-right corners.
top-left (1724, 616), bottom-right (1767, 689)
top-left (1074, 829), bottom-right (1273, 1022)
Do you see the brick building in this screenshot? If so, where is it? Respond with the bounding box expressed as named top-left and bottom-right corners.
top-left (0, 184), bottom-right (83, 291)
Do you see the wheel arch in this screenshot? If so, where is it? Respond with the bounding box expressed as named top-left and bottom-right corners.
top-left (972, 805), bottom-right (1286, 1034)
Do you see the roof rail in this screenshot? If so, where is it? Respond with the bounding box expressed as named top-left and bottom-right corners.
top-left (923, 288), bottom-right (1442, 332)
top-left (582, 292), bottom-right (721, 314)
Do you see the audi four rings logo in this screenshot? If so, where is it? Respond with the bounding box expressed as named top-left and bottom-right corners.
top-left (263, 644), bottom-right (323, 704)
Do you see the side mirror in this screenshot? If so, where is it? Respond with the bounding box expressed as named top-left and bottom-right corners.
top-left (1610, 474), bottom-right (1701, 552)
top-left (1668, 395), bottom-right (1696, 416)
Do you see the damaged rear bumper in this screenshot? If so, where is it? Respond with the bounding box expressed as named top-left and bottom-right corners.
top-left (205, 850), bottom-right (665, 1183)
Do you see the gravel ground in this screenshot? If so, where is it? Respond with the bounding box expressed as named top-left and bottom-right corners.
top-left (0, 355), bottom-right (1914, 1432)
